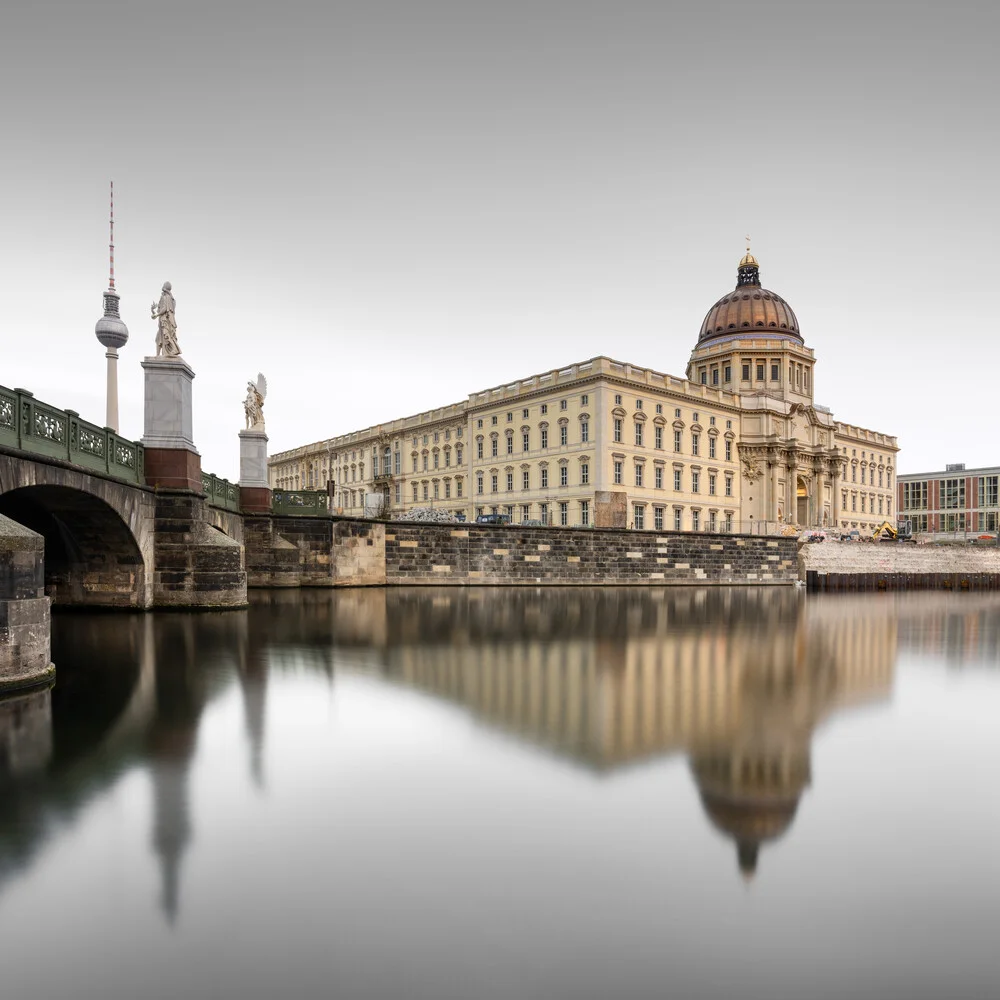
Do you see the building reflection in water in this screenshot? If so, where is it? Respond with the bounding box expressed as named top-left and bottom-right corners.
top-left (297, 587), bottom-right (898, 879)
top-left (892, 593), bottom-right (1000, 667)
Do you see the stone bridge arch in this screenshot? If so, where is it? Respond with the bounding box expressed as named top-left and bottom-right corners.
top-left (0, 453), bottom-right (154, 608)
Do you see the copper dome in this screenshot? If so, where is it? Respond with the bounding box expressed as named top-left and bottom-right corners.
top-left (697, 254), bottom-right (802, 346)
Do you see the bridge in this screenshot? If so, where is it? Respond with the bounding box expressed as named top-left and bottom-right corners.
top-left (0, 375), bottom-right (329, 694)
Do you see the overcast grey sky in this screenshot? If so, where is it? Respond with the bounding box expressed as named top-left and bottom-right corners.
top-left (1, 0), bottom-right (996, 479)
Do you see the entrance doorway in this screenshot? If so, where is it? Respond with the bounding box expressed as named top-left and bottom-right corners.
top-left (796, 477), bottom-right (809, 526)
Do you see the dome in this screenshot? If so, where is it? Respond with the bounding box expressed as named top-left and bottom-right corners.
top-left (697, 252), bottom-right (801, 346)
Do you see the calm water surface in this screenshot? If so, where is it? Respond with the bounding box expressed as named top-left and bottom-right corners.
top-left (1, 587), bottom-right (999, 999)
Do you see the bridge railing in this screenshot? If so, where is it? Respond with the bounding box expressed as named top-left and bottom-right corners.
top-left (202, 472), bottom-right (240, 512)
top-left (272, 489), bottom-right (330, 517)
top-left (0, 386), bottom-right (144, 484)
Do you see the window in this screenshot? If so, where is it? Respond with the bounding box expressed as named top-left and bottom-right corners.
top-left (725, 440), bottom-right (732, 462)
top-left (860, 495), bottom-right (865, 513)
top-left (709, 437), bottom-right (716, 459)
top-left (540, 503), bottom-right (549, 525)
top-left (560, 399), bottom-right (567, 411)
top-left (635, 423), bottom-right (643, 447)
top-left (709, 474), bottom-right (716, 496)
top-left (580, 500), bottom-right (590, 526)
top-left (673, 508), bottom-right (682, 530)
top-left (635, 399), bottom-right (643, 411)
top-left (422, 455), bottom-right (428, 471)
top-left (861, 467), bottom-right (866, 485)
top-left (979, 476), bottom-right (998, 507)
top-left (943, 478), bottom-right (965, 509)
top-left (633, 505), bottom-right (645, 530)
top-left (725, 474), bottom-right (733, 497)
top-left (523, 408), bottom-right (529, 419)
top-left (724, 512), bottom-right (733, 532)
top-left (771, 363), bottom-right (779, 381)
top-left (523, 432), bottom-right (530, 451)
top-left (412, 483), bottom-right (419, 502)
top-left (395, 484), bottom-right (401, 504)
top-left (423, 484), bottom-right (429, 501)
top-left (560, 426), bottom-right (568, 446)
top-left (521, 504), bottom-right (530, 521)
top-left (655, 466), bottom-right (663, 489)
top-left (756, 363), bottom-right (765, 381)
top-left (456, 427), bottom-right (462, 438)
top-left (654, 506), bottom-right (664, 530)
top-left (656, 403), bottom-right (663, 414)
top-left (581, 394), bottom-right (589, 405)
top-left (614, 419), bottom-right (622, 443)
top-left (395, 452), bottom-right (401, 474)
top-left (878, 470), bottom-right (884, 488)
top-left (433, 482), bottom-right (440, 500)
top-left (673, 469), bottom-right (682, 491)
top-left (742, 363), bottom-right (750, 381)
top-left (506, 436), bottom-right (514, 455)
top-left (614, 461), bottom-right (623, 485)
top-left (477, 474), bottom-right (484, 494)
top-left (635, 464), bottom-right (644, 487)
top-left (506, 473), bottom-right (513, 492)
top-left (674, 408), bottom-right (681, 419)
top-left (456, 448), bottom-right (462, 465)
top-left (491, 474), bottom-right (498, 493)
top-left (614, 394), bottom-right (622, 405)
top-left (433, 452), bottom-right (439, 469)
top-left (540, 404), bottom-right (548, 415)
top-left (477, 441), bottom-right (483, 460)
top-left (724, 365), bottom-right (731, 383)
top-left (581, 463), bottom-right (590, 485)
top-left (491, 416), bottom-right (497, 426)
top-left (655, 426), bottom-right (663, 450)
top-left (710, 368), bottom-right (718, 386)
top-left (560, 466), bottom-right (568, 487)
top-left (541, 428), bottom-right (548, 449)
top-left (851, 494), bottom-right (857, 511)
top-left (581, 421), bottom-right (589, 443)
top-left (507, 412), bottom-right (513, 422)
top-left (700, 370), bottom-right (707, 385)
top-left (523, 470), bottom-right (530, 490)
top-left (541, 468), bottom-right (549, 489)
top-left (491, 439), bottom-right (498, 458)
top-left (456, 479), bottom-right (463, 497)
top-left (559, 502), bottom-right (569, 526)
top-left (691, 434), bottom-right (700, 457)
top-left (691, 471), bottom-right (700, 493)
top-left (692, 509), bottom-right (700, 531)
top-left (673, 430), bottom-right (682, 452)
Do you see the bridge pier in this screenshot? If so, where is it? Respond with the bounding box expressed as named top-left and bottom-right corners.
top-left (0, 514), bottom-right (54, 692)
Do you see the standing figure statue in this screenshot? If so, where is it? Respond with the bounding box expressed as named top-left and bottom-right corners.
top-left (244, 372), bottom-right (267, 430)
top-left (151, 281), bottom-right (181, 357)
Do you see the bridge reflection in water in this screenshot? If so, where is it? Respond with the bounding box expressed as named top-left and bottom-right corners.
top-left (0, 586), bottom-right (909, 925)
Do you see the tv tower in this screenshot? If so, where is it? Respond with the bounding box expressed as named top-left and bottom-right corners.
top-left (94, 181), bottom-right (129, 432)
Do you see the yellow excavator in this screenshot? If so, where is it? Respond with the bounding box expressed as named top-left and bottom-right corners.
top-left (872, 519), bottom-right (913, 542)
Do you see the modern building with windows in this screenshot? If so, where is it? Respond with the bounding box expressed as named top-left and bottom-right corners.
top-left (897, 463), bottom-right (1000, 535)
top-left (270, 250), bottom-right (898, 532)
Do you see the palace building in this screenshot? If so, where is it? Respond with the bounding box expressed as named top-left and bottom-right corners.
top-left (270, 250), bottom-right (899, 533)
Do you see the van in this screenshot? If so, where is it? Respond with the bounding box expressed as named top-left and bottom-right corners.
top-left (475, 513), bottom-right (511, 525)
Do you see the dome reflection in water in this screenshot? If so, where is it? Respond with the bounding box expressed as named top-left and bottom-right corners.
top-left (1, 588), bottom-right (999, 1000)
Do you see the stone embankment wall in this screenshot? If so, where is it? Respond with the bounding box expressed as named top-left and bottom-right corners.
top-left (800, 542), bottom-right (1000, 592)
top-left (245, 516), bottom-right (798, 588)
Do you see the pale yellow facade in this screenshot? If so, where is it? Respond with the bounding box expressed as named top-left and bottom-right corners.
top-left (270, 254), bottom-right (898, 533)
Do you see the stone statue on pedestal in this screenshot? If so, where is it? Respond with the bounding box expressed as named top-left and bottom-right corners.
top-left (243, 373), bottom-right (267, 430)
top-left (151, 282), bottom-right (181, 357)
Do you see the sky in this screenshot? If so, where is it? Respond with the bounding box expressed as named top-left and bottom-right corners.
top-left (1, 0), bottom-right (996, 481)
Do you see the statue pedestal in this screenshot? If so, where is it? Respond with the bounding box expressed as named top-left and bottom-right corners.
top-left (141, 356), bottom-right (202, 491)
top-left (239, 428), bottom-right (271, 513)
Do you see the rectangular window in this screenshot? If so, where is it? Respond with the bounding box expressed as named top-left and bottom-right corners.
top-left (444, 451), bottom-right (451, 468)
top-left (692, 509), bottom-right (700, 531)
top-left (633, 505), bottom-right (645, 530)
top-left (725, 475), bottom-right (733, 497)
top-left (709, 510), bottom-right (717, 531)
top-left (456, 448), bottom-right (462, 465)
top-left (423, 484), bottom-right (429, 501)
top-left (725, 440), bottom-right (732, 462)
top-left (523, 432), bottom-right (530, 451)
top-left (635, 464), bottom-right (644, 487)
top-left (521, 504), bottom-right (530, 521)
top-left (712, 368), bottom-right (719, 386)
top-left (673, 508), bottom-right (682, 530)
top-left (456, 479), bottom-right (463, 497)
top-left (559, 399), bottom-right (567, 411)
top-left (581, 394), bottom-right (589, 406)
top-left (635, 423), bottom-right (643, 447)
top-left (560, 466), bottom-right (568, 487)
top-left (560, 426), bottom-right (568, 446)
top-left (394, 452), bottom-right (401, 474)
top-left (506, 436), bottom-right (513, 455)
top-left (491, 474), bottom-right (498, 493)
top-left (636, 399), bottom-right (643, 410)
top-left (507, 412), bottom-right (513, 423)
top-left (412, 483), bottom-right (419, 502)
top-left (433, 453), bottom-right (439, 469)
top-left (581, 421), bottom-right (589, 443)
top-left (477, 442), bottom-right (483, 460)
top-left (673, 469), bottom-right (682, 491)
top-left (491, 440), bottom-right (498, 458)
top-left (540, 503), bottom-right (549, 525)
top-left (581, 463), bottom-right (590, 485)
top-left (673, 430), bottom-right (682, 452)
top-left (709, 474), bottom-right (716, 496)
top-left (559, 502), bottom-right (569, 526)
top-left (655, 426), bottom-right (663, 449)
top-left (724, 365), bottom-right (731, 383)
top-left (691, 434), bottom-right (699, 457)
top-left (614, 461), bottom-right (623, 485)
top-left (700, 370), bottom-right (707, 385)
top-left (709, 437), bottom-right (716, 459)
top-left (614, 394), bottom-right (622, 405)
top-left (541, 429), bottom-right (548, 449)
top-left (444, 481), bottom-right (451, 499)
top-left (540, 404), bottom-right (548, 414)
top-left (614, 419), bottom-right (622, 443)
top-left (771, 363), bottom-right (779, 381)
top-left (491, 417), bottom-right (497, 426)
top-left (756, 363), bottom-right (765, 381)
top-left (506, 473), bottom-right (513, 491)
top-left (477, 474), bottom-right (484, 495)
top-left (654, 506), bottom-right (664, 530)
top-left (580, 500), bottom-right (590, 526)
top-left (541, 468), bottom-right (549, 489)
top-left (742, 363), bottom-right (751, 381)
top-left (860, 495), bottom-right (866, 513)
top-left (523, 470), bottom-right (530, 490)
top-left (942, 478), bottom-right (965, 509)
top-left (523, 408), bottom-right (529, 419)
top-left (852, 494), bottom-right (857, 511)
top-left (655, 466), bottom-right (663, 489)
top-left (691, 471), bottom-right (700, 493)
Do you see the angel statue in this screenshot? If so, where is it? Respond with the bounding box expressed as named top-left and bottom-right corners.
top-left (151, 281), bottom-right (181, 357)
top-left (244, 373), bottom-right (267, 430)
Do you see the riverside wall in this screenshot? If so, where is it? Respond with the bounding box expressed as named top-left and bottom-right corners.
top-left (244, 516), bottom-right (799, 587)
top-left (800, 541), bottom-right (1000, 592)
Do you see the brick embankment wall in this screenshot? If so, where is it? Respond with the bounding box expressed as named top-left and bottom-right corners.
top-left (383, 523), bottom-right (798, 586)
top-left (800, 542), bottom-right (1000, 592)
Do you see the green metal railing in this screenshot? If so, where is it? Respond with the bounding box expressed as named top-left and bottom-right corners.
top-left (0, 385), bottom-right (144, 484)
top-left (272, 489), bottom-right (330, 517)
top-left (202, 472), bottom-right (240, 511)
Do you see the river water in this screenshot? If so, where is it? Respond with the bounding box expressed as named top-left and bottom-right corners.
top-left (1, 587), bottom-right (998, 999)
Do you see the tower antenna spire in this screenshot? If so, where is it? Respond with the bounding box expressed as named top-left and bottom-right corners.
top-left (109, 180), bottom-right (115, 290)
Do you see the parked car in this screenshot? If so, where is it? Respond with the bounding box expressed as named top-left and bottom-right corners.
top-left (841, 530), bottom-right (861, 543)
top-left (475, 513), bottom-right (511, 525)
top-left (800, 530), bottom-right (826, 543)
